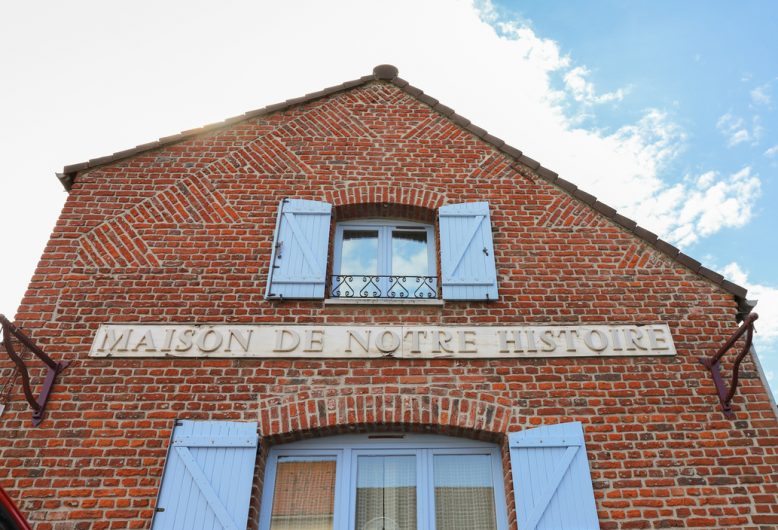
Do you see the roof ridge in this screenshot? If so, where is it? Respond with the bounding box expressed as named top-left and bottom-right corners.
top-left (56, 64), bottom-right (752, 309)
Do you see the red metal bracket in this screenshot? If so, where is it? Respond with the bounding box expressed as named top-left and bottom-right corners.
top-left (698, 312), bottom-right (758, 418)
top-left (0, 315), bottom-right (69, 427)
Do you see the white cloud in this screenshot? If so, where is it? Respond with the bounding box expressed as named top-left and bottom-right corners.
top-left (716, 112), bottom-right (764, 147)
top-left (765, 145), bottom-right (778, 157)
top-left (716, 112), bottom-right (751, 146)
top-left (563, 66), bottom-right (625, 105)
top-left (751, 83), bottom-right (771, 105)
top-left (627, 167), bottom-right (760, 247)
top-left (696, 171), bottom-right (716, 188)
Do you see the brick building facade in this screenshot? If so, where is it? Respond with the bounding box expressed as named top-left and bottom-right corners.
top-left (1, 64), bottom-right (776, 529)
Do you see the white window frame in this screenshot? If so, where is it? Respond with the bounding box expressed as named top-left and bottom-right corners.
top-left (332, 219), bottom-right (437, 299)
top-left (259, 433), bottom-right (509, 530)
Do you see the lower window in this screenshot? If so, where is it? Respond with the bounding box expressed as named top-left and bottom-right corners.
top-left (259, 433), bottom-right (508, 530)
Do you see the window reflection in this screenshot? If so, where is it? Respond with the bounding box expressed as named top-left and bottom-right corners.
top-left (341, 230), bottom-right (379, 274)
top-left (340, 230), bottom-right (379, 297)
top-left (270, 456), bottom-right (337, 530)
top-left (391, 231), bottom-right (428, 276)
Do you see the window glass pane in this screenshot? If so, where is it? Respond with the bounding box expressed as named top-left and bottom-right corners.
top-left (270, 456), bottom-right (337, 530)
top-left (356, 455), bottom-right (417, 530)
top-left (391, 231), bottom-right (428, 276)
top-left (390, 231), bottom-right (434, 298)
top-left (336, 230), bottom-right (380, 297)
top-left (341, 230), bottom-right (379, 275)
top-left (433, 454), bottom-right (497, 530)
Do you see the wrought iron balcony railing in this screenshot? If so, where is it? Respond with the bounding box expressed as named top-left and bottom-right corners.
top-left (331, 275), bottom-right (438, 299)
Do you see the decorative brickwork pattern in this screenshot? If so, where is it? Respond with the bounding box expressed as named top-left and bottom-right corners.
top-left (402, 114), bottom-right (469, 142)
top-left (76, 172), bottom-right (239, 269)
top-left (237, 135), bottom-right (312, 175)
top-left (76, 217), bottom-right (161, 268)
top-left (616, 243), bottom-right (674, 270)
top-left (1, 78), bottom-right (776, 530)
top-left (538, 193), bottom-right (609, 229)
top-left (277, 96), bottom-right (377, 139)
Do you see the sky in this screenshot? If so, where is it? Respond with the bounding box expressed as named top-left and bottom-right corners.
top-left (0, 1), bottom-right (776, 397)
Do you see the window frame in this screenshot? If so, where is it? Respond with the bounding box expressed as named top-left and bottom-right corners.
top-left (258, 433), bottom-right (509, 530)
top-left (331, 219), bottom-right (438, 299)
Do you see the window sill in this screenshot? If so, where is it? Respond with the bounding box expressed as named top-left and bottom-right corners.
top-left (324, 298), bottom-right (445, 307)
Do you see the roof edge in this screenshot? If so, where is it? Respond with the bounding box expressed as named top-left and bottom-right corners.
top-left (56, 64), bottom-right (750, 306)
top-left (57, 70), bottom-right (386, 190)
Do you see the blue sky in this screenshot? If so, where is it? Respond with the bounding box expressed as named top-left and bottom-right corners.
top-left (0, 1), bottom-right (776, 398)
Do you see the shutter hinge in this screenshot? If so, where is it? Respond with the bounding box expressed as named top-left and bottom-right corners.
top-left (155, 507), bottom-right (165, 513)
top-left (483, 247), bottom-right (489, 256)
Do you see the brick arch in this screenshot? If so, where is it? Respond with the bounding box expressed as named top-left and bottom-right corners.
top-left (327, 185), bottom-right (446, 213)
top-left (257, 389), bottom-right (512, 444)
top-left (333, 202), bottom-right (436, 223)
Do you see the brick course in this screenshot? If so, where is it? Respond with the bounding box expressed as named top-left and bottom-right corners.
top-left (1, 77), bottom-right (777, 529)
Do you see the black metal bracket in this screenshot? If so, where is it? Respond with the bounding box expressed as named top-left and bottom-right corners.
top-left (698, 312), bottom-right (758, 418)
top-left (0, 314), bottom-right (69, 426)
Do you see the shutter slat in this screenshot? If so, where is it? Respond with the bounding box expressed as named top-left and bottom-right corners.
top-left (175, 446), bottom-right (238, 530)
top-left (509, 422), bottom-right (599, 530)
top-left (523, 445), bottom-right (578, 530)
top-left (152, 420), bottom-right (259, 530)
top-left (445, 214), bottom-right (484, 274)
top-left (200, 421), bottom-right (225, 530)
top-left (265, 199), bottom-right (332, 299)
top-left (439, 202), bottom-right (498, 300)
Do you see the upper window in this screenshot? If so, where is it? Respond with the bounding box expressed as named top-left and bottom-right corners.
top-left (258, 433), bottom-right (509, 530)
top-left (265, 199), bottom-right (499, 301)
top-left (332, 220), bottom-right (437, 299)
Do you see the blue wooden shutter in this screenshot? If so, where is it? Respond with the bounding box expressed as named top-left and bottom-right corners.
top-left (438, 201), bottom-right (498, 300)
top-left (508, 422), bottom-right (600, 530)
top-left (265, 198), bottom-right (332, 299)
top-left (152, 420), bottom-right (259, 530)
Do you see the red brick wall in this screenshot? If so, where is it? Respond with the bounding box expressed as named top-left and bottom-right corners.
top-left (1, 80), bottom-right (777, 529)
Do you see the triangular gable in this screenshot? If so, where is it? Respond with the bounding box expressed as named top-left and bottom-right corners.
top-left (57, 64), bottom-right (750, 307)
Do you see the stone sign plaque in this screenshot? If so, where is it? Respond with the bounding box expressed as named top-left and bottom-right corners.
top-left (89, 323), bottom-right (676, 359)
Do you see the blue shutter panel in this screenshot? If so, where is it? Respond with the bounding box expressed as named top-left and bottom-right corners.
top-left (265, 198), bottom-right (332, 299)
top-left (152, 420), bottom-right (259, 530)
top-left (439, 201), bottom-right (498, 300)
top-left (509, 422), bottom-right (600, 530)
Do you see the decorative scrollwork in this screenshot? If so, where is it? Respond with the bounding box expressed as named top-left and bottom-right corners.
top-left (331, 275), bottom-right (438, 299)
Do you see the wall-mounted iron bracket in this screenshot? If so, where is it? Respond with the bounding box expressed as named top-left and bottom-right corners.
top-left (0, 314), bottom-right (69, 426)
top-left (698, 312), bottom-right (759, 418)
